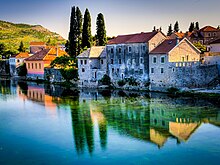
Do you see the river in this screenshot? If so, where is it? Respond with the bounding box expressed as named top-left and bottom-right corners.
top-left (0, 80), bottom-right (220, 165)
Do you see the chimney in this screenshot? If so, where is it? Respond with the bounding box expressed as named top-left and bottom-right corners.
top-left (176, 37), bottom-right (180, 45)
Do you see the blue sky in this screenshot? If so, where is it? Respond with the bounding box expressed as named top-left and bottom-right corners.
top-left (0, 0), bottom-right (219, 39)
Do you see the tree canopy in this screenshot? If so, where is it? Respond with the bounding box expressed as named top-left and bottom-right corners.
top-left (167, 24), bottom-right (173, 36)
top-left (174, 21), bottom-right (179, 32)
top-left (96, 13), bottom-right (107, 46)
top-left (82, 8), bottom-right (92, 49)
top-left (18, 41), bottom-right (26, 52)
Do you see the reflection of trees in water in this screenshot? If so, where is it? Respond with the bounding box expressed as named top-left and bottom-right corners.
top-left (0, 80), bottom-right (11, 95)
top-left (71, 103), bottom-right (94, 155)
top-left (99, 120), bottom-right (107, 150)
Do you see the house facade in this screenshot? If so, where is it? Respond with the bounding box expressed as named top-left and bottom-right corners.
top-left (106, 31), bottom-right (166, 85)
top-left (25, 47), bottom-right (67, 80)
top-left (9, 52), bottom-right (30, 76)
top-left (149, 38), bottom-right (218, 90)
top-left (77, 46), bottom-right (107, 87)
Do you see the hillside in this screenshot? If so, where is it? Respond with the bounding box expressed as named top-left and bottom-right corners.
top-left (0, 20), bottom-right (66, 54)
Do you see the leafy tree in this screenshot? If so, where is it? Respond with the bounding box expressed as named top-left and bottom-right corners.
top-left (18, 41), bottom-right (26, 52)
top-left (17, 63), bottom-right (27, 76)
top-left (217, 25), bottom-right (220, 30)
top-left (0, 43), bottom-right (6, 56)
top-left (65, 40), bottom-right (70, 54)
top-left (189, 22), bottom-right (195, 32)
top-left (167, 24), bottom-right (173, 36)
top-left (174, 21), bottom-right (179, 32)
top-left (82, 8), bottom-right (92, 49)
top-left (193, 42), bottom-right (206, 53)
top-left (195, 22), bottom-right (200, 30)
top-left (99, 74), bottom-right (111, 86)
top-left (96, 13), bottom-right (107, 46)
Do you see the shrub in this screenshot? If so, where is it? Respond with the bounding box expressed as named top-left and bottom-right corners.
top-left (99, 74), bottom-right (111, 86)
top-left (60, 68), bottom-right (78, 82)
top-left (117, 80), bottom-right (126, 87)
top-left (126, 77), bottom-right (139, 86)
top-left (167, 87), bottom-right (180, 94)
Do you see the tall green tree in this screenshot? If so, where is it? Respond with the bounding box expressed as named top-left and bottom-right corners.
top-left (18, 41), bottom-right (25, 52)
top-left (195, 22), bottom-right (200, 30)
top-left (82, 8), bottom-right (92, 49)
top-left (76, 7), bottom-right (83, 55)
top-left (167, 24), bottom-right (173, 36)
top-left (96, 13), bottom-right (107, 46)
top-left (68, 6), bottom-right (77, 58)
top-left (174, 21), bottom-right (179, 32)
top-left (189, 22), bottom-right (195, 32)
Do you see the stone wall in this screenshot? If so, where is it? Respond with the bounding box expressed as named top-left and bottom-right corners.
top-left (204, 56), bottom-right (220, 75)
top-left (0, 60), bottom-right (10, 76)
top-left (44, 68), bottom-right (64, 83)
top-left (150, 63), bottom-right (219, 91)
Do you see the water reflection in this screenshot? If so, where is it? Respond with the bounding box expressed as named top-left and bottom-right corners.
top-left (11, 81), bottom-right (220, 154)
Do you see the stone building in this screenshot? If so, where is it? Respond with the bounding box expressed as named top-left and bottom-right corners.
top-left (9, 52), bottom-right (30, 76)
top-left (77, 46), bottom-right (107, 87)
top-left (106, 31), bottom-right (166, 85)
top-left (149, 37), bottom-right (218, 90)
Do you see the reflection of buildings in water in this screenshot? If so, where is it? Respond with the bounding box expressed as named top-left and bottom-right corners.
top-left (17, 84), bottom-right (58, 112)
top-left (77, 91), bottom-right (220, 149)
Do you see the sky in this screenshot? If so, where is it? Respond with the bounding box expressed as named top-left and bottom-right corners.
top-left (0, 0), bottom-right (220, 39)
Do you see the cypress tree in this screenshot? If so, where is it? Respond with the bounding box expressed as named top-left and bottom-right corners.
top-left (195, 22), bottom-right (200, 30)
top-left (76, 7), bottom-right (83, 55)
top-left (174, 21), bottom-right (179, 32)
top-left (96, 13), bottom-right (107, 46)
top-left (18, 41), bottom-right (25, 52)
top-left (189, 22), bottom-right (195, 32)
top-left (167, 24), bottom-right (173, 36)
top-left (68, 6), bottom-right (77, 58)
top-left (82, 8), bottom-right (92, 49)
top-left (152, 26), bottom-right (156, 32)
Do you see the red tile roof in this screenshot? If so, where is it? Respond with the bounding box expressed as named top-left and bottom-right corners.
top-left (25, 49), bottom-right (50, 61)
top-left (30, 42), bottom-right (46, 46)
top-left (15, 52), bottom-right (29, 58)
top-left (200, 26), bottom-right (218, 32)
top-left (150, 39), bottom-right (178, 54)
top-left (108, 31), bottom-right (158, 44)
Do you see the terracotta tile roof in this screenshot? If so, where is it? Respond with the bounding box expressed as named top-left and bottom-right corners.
top-left (25, 49), bottom-right (50, 61)
top-left (150, 39), bottom-right (177, 54)
top-left (108, 31), bottom-right (158, 44)
top-left (209, 38), bottom-right (220, 44)
top-left (30, 42), bottom-right (46, 46)
top-left (15, 52), bottom-right (30, 58)
top-left (175, 32), bottom-right (186, 38)
top-left (25, 48), bottom-right (68, 62)
top-left (77, 46), bottom-right (106, 59)
top-left (200, 26), bottom-right (218, 32)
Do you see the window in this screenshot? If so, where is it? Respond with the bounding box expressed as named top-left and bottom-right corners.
top-left (213, 32), bottom-right (216, 36)
top-left (128, 46), bottom-right (132, 53)
top-left (101, 59), bottom-right (104, 65)
top-left (118, 47), bottom-right (122, 53)
top-left (161, 56), bottom-right (165, 63)
top-left (151, 68), bottom-right (154, 74)
top-left (208, 33), bottom-right (211, 37)
top-left (84, 60), bottom-right (87, 65)
top-left (28, 63), bottom-right (30, 69)
top-left (111, 48), bottom-right (114, 53)
top-left (32, 63), bottom-right (34, 69)
top-left (140, 69), bottom-right (143, 74)
top-left (39, 63), bottom-right (41, 69)
top-left (143, 45), bottom-right (146, 52)
top-left (153, 57), bottom-right (157, 63)
top-left (182, 57), bottom-right (185, 62)
top-left (140, 58), bottom-right (143, 64)
top-left (81, 60), bottom-right (83, 65)
top-left (82, 68), bottom-right (85, 72)
top-left (117, 68), bottom-right (119, 74)
top-left (17, 59), bottom-right (20, 63)
top-left (94, 72), bottom-right (97, 79)
top-left (112, 68), bottom-right (114, 73)
top-left (172, 68), bottom-right (175, 72)
top-left (161, 68), bottom-right (164, 74)
top-left (35, 63), bottom-right (37, 69)
top-left (186, 55), bottom-right (189, 61)
top-left (111, 59), bottom-right (113, 64)
top-left (119, 59), bottom-right (122, 64)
